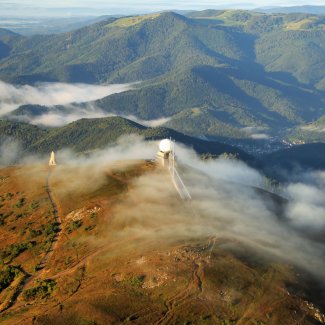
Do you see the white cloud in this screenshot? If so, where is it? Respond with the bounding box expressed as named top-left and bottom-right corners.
top-left (11, 104), bottom-right (171, 128)
top-left (285, 173), bottom-right (325, 229)
top-left (57, 139), bottom-right (325, 279)
top-left (241, 126), bottom-right (271, 140)
top-left (0, 138), bottom-right (21, 166)
top-left (0, 81), bottom-right (133, 116)
top-left (0, 80), bottom-right (173, 128)
top-left (250, 133), bottom-right (270, 140)
top-left (121, 116), bottom-right (171, 127)
top-left (1, 135), bottom-right (325, 278)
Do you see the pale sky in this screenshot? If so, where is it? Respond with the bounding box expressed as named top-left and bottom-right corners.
top-left (1, 0), bottom-right (324, 17)
top-left (6, 0), bottom-right (325, 6)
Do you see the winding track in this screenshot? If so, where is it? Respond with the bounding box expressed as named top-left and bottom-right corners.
top-left (154, 259), bottom-right (205, 325)
top-left (1, 169), bottom-right (63, 313)
top-left (39, 169), bottom-right (62, 267)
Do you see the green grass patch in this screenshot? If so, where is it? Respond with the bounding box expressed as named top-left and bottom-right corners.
top-left (29, 200), bottom-right (40, 211)
top-left (23, 279), bottom-right (57, 301)
top-left (128, 275), bottom-right (145, 287)
top-left (108, 14), bottom-right (160, 28)
top-left (13, 197), bottom-right (26, 209)
top-left (67, 220), bottom-right (83, 234)
top-left (0, 241), bottom-right (36, 264)
top-left (43, 222), bottom-right (60, 237)
top-left (0, 265), bottom-right (20, 292)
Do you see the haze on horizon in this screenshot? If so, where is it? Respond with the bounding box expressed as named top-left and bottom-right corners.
top-left (1, 0), bottom-right (325, 17)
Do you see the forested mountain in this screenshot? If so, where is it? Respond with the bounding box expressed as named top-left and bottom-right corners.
top-left (3, 117), bottom-right (325, 176)
top-left (0, 117), bottom-right (252, 162)
top-left (0, 11), bottom-right (325, 139)
top-left (1, 9), bottom-right (325, 325)
top-left (261, 142), bottom-right (325, 179)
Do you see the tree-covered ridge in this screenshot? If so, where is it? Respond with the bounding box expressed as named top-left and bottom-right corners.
top-left (0, 117), bottom-right (252, 163)
top-left (261, 142), bottom-right (325, 179)
top-left (0, 10), bottom-right (324, 86)
top-left (0, 10), bottom-right (324, 139)
top-left (2, 117), bottom-right (325, 180)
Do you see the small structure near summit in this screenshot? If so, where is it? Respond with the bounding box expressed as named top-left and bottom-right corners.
top-left (49, 151), bottom-right (57, 166)
top-left (156, 138), bottom-right (173, 168)
top-left (156, 139), bottom-right (191, 201)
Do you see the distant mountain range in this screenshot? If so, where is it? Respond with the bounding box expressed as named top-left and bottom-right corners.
top-left (0, 16), bottom-right (121, 36)
top-left (0, 10), bottom-right (324, 141)
top-left (255, 6), bottom-right (325, 15)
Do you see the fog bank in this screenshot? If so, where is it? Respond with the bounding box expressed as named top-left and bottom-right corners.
top-left (0, 80), bottom-right (133, 116)
top-left (0, 80), bottom-right (172, 127)
top-left (1, 137), bottom-right (324, 280)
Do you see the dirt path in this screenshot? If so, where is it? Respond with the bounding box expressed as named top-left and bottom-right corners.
top-left (152, 237), bottom-right (220, 325)
top-left (38, 170), bottom-right (62, 268)
top-left (155, 258), bottom-right (205, 325)
top-left (2, 169), bottom-right (63, 313)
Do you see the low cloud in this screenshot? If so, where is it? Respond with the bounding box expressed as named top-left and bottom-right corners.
top-left (92, 140), bottom-right (324, 279)
top-left (0, 80), bottom-right (173, 127)
top-left (0, 80), bottom-right (134, 116)
top-left (55, 135), bottom-right (157, 167)
top-left (124, 116), bottom-right (171, 127)
top-left (285, 171), bottom-right (325, 230)
top-left (0, 138), bottom-right (21, 166)
top-left (1, 136), bottom-right (324, 280)
top-left (15, 104), bottom-right (110, 127)
top-left (175, 144), bottom-right (264, 187)
top-left (14, 108), bottom-right (171, 128)
top-left (242, 126), bottom-right (271, 140)
top-left (250, 133), bottom-right (270, 140)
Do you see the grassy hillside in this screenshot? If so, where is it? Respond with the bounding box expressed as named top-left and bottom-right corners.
top-left (0, 11), bottom-right (325, 139)
top-left (0, 163), bottom-right (324, 324)
top-left (288, 116), bottom-right (325, 143)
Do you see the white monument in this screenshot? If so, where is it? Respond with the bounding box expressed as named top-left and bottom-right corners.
top-left (49, 151), bottom-right (57, 166)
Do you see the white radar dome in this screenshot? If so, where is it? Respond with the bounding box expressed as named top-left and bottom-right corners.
top-left (159, 139), bottom-right (172, 153)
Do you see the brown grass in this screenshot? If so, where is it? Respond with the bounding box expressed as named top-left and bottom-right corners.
top-left (0, 161), bottom-right (323, 324)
